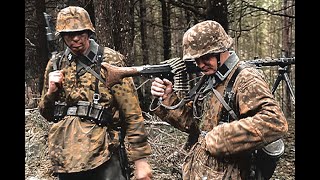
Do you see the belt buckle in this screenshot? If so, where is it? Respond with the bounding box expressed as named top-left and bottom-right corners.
top-left (67, 106), bottom-right (77, 116)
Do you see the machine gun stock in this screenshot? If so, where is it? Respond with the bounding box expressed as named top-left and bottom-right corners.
top-left (102, 63), bottom-right (172, 88)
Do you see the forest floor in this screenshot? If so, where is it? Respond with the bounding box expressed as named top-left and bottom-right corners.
top-left (25, 109), bottom-right (295, 180)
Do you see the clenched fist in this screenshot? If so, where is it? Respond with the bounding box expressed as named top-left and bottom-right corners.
top-left (47, 70), bottom-right (64, 94)
top-left (150, 77), bottom-right (173, 100)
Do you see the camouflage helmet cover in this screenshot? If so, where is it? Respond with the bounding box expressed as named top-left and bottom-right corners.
top-left (182, 20), bottom-right (233, 60)
top-left (55, 6), bottom-right (95, 36)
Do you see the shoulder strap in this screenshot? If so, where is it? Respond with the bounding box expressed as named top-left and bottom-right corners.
top-left (186, 75), bottom-right (207, 100)
top-left (77, 52), bottom-right (106, 85)
top-left (219, 64), bottom-right (246, 123)
top-left (212, 88), bottom-right (238, 121)
top-left (93, 46), bottom-right (104, 104)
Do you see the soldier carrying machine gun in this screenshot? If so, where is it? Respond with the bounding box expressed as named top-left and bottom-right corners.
top-left (101, 57), bottom-right (295, 105)
top-left (101, 57), bottom-right (295, 87)
top-left (44, 10), bottom-right (295, 105)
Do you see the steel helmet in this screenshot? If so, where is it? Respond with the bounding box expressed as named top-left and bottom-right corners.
top-left (182, 20), bottom-right (233, 60)
top-left (55, 6), bottom-right (95, 36)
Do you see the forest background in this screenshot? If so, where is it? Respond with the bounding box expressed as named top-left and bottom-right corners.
top-left (25, 0), bottom-right (295, 179)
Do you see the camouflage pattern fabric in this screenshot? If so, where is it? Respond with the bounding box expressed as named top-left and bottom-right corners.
top-left (55, 6), bottom-right (95, 36)
top-left (182, 137), bottom-right (228, 180)
top-left (38, 40), bottom-right (151, 173)
top-left (182, 20), bottom-right (233, 60)
top-left (152, 52), bottom-right (288, 179)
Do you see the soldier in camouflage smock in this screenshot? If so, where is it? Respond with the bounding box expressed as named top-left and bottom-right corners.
top-left (38, 6), bottom-right (152, 180)
top-left (150, 20), bottom-right (288, 179)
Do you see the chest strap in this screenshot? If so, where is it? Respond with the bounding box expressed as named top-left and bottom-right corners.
top-left (93, 46), bottom-right (104, 104)
top-left (76, 46), bottom-right (105, 104)
top-left (77, 58), bottom-right (106, 85)
top-left (219, 64), bottom-right (245, 123)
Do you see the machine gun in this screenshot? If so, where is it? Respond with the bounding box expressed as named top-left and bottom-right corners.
top-left (244, 57), bottom-right (295, 67)
top-left (244, 57), bottom-right (295, 105)
top-left (102, 57), bottom-right (295, 88)
top-left (102, 58), bottom-right (201, 90)
top-left (102, 57), bottom-right (295, 103)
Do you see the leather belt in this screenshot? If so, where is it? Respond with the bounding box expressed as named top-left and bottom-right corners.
top-left (53, 101), bottom-right (113, 126)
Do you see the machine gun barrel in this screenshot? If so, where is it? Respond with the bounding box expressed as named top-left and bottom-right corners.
top-left (244, 57), bottom-right (295, 67)
top-left (43, 12), bottom-right (55, 41)
top-left (43, 12), bottom-right (59, 70)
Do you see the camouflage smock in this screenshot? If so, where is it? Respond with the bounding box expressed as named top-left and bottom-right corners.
top-left (38, 40), bottom-right (151, 173)
top-left (151, 52), bottom-right (288, 179)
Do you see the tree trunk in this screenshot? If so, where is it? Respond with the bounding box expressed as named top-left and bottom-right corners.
top-left (25, 0), bottom-right (47, 106)
top-left (93, 0), bottom-right (133, 65)
top-left (138, 0), bottom-right (151, 111)
top-left (206, 0), bottom-right (228, 31)
top-left (282, 0), bottom-right (294, 118)
top-left (161, 0), bottom-right (172, 60)
top-left (93, 0), bottom-right (113, 48)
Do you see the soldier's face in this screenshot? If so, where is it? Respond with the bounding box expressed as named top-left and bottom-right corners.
top-left (195, 54), bottom-right (218, 75)
top-left (62, 31), bottom-right (90, 55)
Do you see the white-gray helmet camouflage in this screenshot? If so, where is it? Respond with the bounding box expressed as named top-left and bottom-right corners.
top-left (182, 20), bottom-right (233, 60)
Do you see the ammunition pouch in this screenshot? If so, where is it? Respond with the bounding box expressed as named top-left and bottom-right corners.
top-left (53, 101), bottom-right (113, 126)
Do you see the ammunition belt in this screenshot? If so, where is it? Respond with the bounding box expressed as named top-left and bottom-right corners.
top-left (53, 100), bottom-right (113, 126)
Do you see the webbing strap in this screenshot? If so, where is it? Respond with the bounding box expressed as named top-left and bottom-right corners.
top-left (76, 46), bottom-right (105, 104)
top-left (219, 64), bottom-right (245, 123)
top-left (212, 88), bottom-right (238, 120)
top-left (77, 58), bottom-right (106, 84)
top-left (93, 46), bottom-right (104, 104)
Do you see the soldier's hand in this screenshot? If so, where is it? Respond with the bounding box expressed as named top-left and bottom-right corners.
top-left (134, 158), bottom-right (152, 180)
top-left (47, 70), bottom-right (64, 94)
top-left (151, 77), bottom-right (173, 100)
